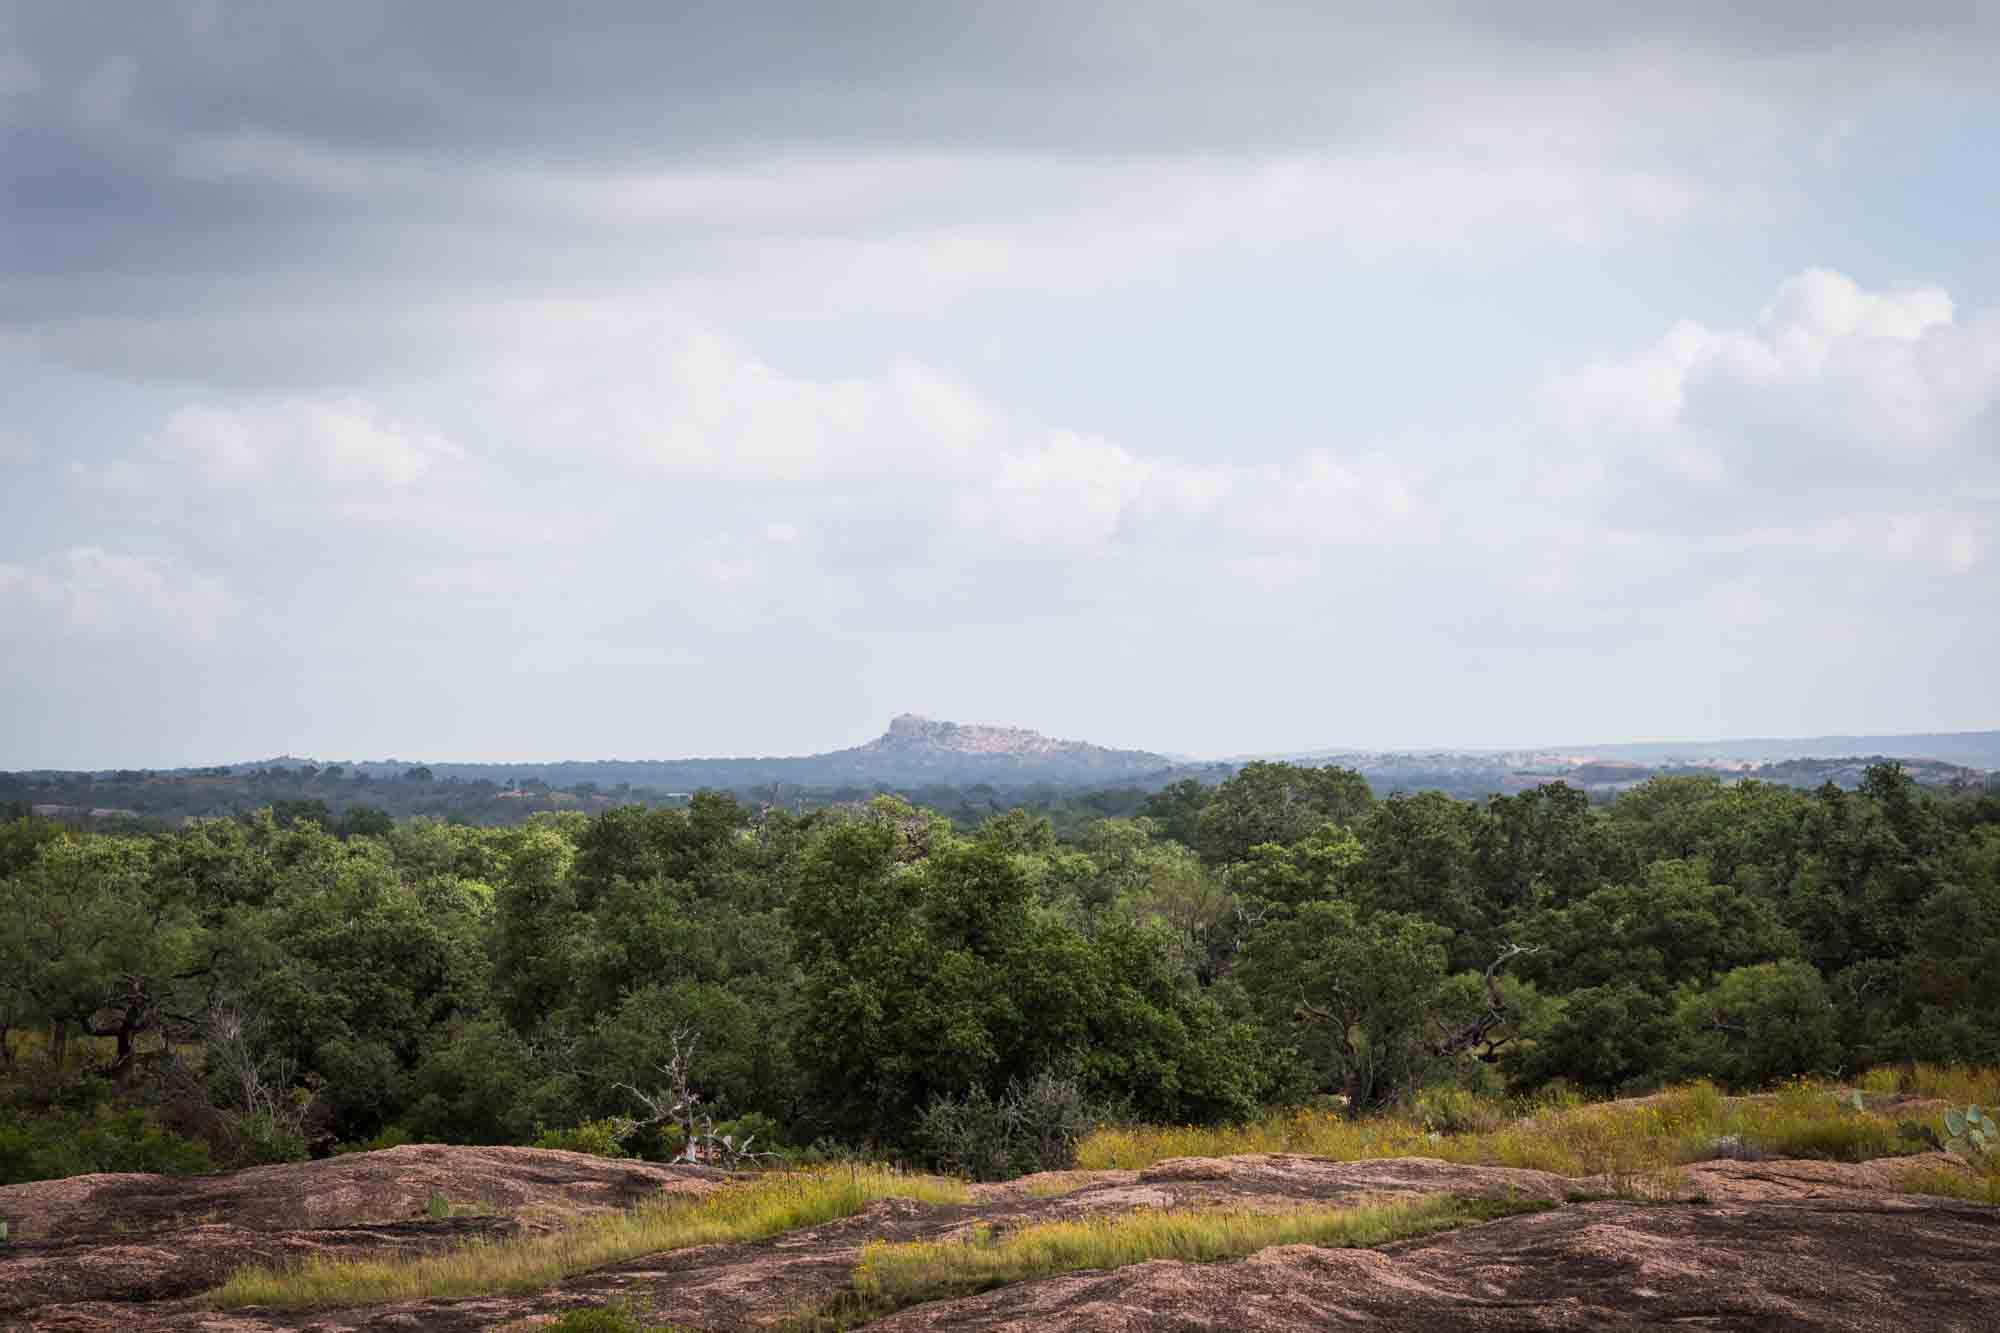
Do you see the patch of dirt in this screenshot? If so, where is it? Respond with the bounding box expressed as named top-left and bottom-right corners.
top-left (5, 1150), bottom-right (1997, 1331)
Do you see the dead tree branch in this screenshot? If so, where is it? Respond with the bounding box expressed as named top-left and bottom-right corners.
top-left (1433, 943), bottom-right (1540, 1061)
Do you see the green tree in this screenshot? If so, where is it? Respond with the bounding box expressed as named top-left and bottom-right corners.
top-left (1143, 779), bottom-right (1212, 848)
top-left (335, 805), bottom-right (395, 839)
top-left (1668, 961), bottom-right (1839, 1089)
top-left (1196, 763), bottom-right (1374, 867)
top-left (1507, 983), bottom-right (1671, 1093)
top-left (1352, 791), bottom-right (1490, 969)
top-left (3, 835), bottom-right (205, 1071)
top-left (1234, 900), bottom-right (1448, 1111)
top-left (491, 823), bottom-right (584, 1033)
top-left (1472, 782), bottom-right (1618, 913)
top-left (1521, 860), bottom-right (1798, 997)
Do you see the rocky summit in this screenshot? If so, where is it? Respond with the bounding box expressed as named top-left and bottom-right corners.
top-left (840, 714), bottom-right (1170, 777)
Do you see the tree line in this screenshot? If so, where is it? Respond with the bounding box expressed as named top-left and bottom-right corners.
top-left (3, 761), bottom-right (1997, 1182)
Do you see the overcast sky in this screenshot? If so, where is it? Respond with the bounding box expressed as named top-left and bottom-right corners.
top-left (4, 2), bottom-right (1998, 767)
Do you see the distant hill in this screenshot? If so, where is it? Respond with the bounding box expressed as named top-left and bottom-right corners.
top-left (1561, 730), bottom-right (2000, 769)
top-left (827, 714), bottom-right (1172, 783)
top-left (12, 721), bottom-right (1992, 808)
top-left (231, 714), bottom-right (1178, 791)
top-left (1250, 729), bottom-right (2000, 770)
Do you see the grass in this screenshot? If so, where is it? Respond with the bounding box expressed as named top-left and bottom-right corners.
top-left (1855, 1063), bottom-right (2000, 1106)
top-left (1078, 1078), bottom-right (1908, 1177)
top-left (512, 1296), bottom-right (700, 1328)
top-left (795, 1194), bottom-right (1551, 1328)
top-left (529, 1301), bottom-right (703, 1332)
top-left (1898, 1161), bottom-right (2000, 1205)
top-left (207, 1166), bottom-right (968, 1310)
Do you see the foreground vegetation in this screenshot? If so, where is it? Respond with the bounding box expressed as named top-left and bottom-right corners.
top-left (203, 1075), bottom-right (2000, 1313)
top-left (806, 1195), bottom-right (1550, 1327)
top-left (1080, 1079), bottom-right (1908, 1174)
top-left (5, 760), bottom-right (1999, 1191)
top-left (208, 1166), bottom-right (967, 1309)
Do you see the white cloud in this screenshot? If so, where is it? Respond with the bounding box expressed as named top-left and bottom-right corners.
top-left (0, 547), bottom-right (228, 637)
top-left (1246, 450), bottom-right (1428, 548)
top-left (959, 431), bottom-right (1234, 551)
top-left (1546, 268), bottom-right (2000, 556)
top-left (165, 398), bottom-right (465, 488)
top-left (490, 325), bottom-right (1005, 485)
top-left (1723, 512), bottom-right (1981, 573)
top-left (1555, 268), bottom-right (1999, 452)
top-left (0, 429), bottom-right (33, 465)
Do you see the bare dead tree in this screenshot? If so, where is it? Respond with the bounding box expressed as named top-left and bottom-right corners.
top-left (182, 1001), bottom-right (321, 1154)
top-left (211, 1006), bottom-right (315, 1126)
top-left (615, 1026), bottom-right (773, 1168)
top-left (1432, 943), bottom-right (1541, 1061)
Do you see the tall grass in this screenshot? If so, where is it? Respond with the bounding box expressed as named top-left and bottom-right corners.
top-left (810, 1195), bottom-right (1548, 1326)
top-left (1897, 1162), bottom-right (2000, 1204)
top-left (1856, 1063), bottom-right (2000, 1106)
top-left (1078, 1079), bottom-right (1906, 1176)
top-left (207, 1166), bottom-right (968, 1310)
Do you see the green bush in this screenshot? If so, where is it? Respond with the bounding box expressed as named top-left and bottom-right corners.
top-left (1508, 984), bottom-right (1671, 1094)
top-left (916, 1068), bottom-right (1105, 1181)
top-left (219, 1111), bottom-right (311, 1167)
top-left (0, 1106), bottom-right (212, 1185)
top-left (1669, 961), bottom-right (1840, 1090)
top-left (532, 1118), bottom-right (632, 1158)
top-left (1409, 1085), bottom-right (1511, 1135)
top-left (331, 1125), bottom-right (415, 1155)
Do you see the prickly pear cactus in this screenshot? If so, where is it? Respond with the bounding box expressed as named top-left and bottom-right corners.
top-left (1944, 1105), bottom-right (1994, 1160)
top-left (1899, 1118), bottom-right (1943, 1150)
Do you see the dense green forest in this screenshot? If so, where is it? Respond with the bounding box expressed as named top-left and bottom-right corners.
top-left (4, 762), bottom-right (1998, 1185)
top-left (0, 764), bottom-right (1163, 838)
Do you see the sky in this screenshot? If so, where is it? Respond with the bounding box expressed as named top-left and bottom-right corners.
top-left (3, 1), bottom-right (1998, 768)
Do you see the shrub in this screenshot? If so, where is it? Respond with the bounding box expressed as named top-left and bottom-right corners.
top-left (220, 1110), bottom-right (311, 1167)
top-left (0, 1106), bottom-right (212, 1185)
top-left (916, 1068), bottom-right (1105, 1181)
top-left (331, 1125), bottom-right (414, 1156)
top-left (1508, 984), bottom-right (1671, 1094)
top-left (533, 1119), bottom-right (633, 1159)
top-left (1410, 1085), bottom-right (1510, 1135)
top-left (1668, 962), bottom-right (1840, 1090)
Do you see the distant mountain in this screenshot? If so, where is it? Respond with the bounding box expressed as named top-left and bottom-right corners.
top-left (825, 714), bottom-right (1171, 783)
top-left (218, 715), bottom-right (1178, 792)
top-left (22, 722), bottom-right (1993, 802)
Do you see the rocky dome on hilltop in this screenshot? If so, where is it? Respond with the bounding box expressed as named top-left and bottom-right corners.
top-left (811, 714), bottom-right (1169, 784)
top-left (863, 714), bottom-right (1150, 760)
